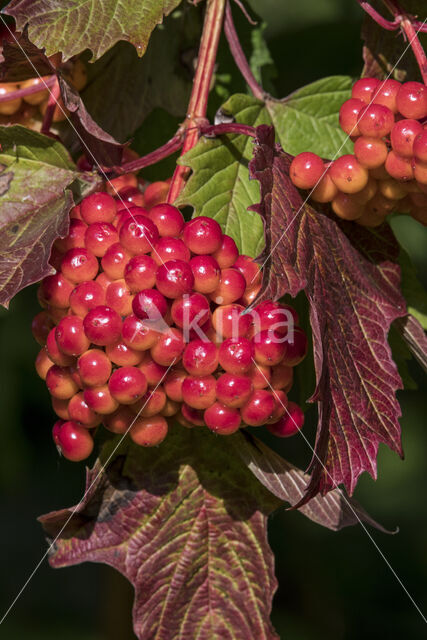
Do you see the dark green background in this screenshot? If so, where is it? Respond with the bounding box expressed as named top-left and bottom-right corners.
top-left (0, 1), bottom-right (426, 638)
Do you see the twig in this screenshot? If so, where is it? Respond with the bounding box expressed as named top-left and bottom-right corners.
top-left (201, 122), bottom-right (256, 137)
top-left (41, 78), bottom-right (60, 135)
top-left (110, 133), bottom-right (184, 176)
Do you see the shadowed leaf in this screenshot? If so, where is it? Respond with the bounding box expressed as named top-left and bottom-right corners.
top-left (0, 28), bottom-right (54, 81)
top-left (4, 0), bottom-right (183, 61)
top-left (394, 314), bottom-right (427, 373)
top-left (39, 427), bottom-right (280, 640)
top-left (249, 125), bottom-right (406, 500)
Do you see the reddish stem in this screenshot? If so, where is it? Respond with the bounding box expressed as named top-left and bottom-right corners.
top-left (201, 123), bottom-right (256, 137)
top-left (400, 17), bottom-right (427, 83)
top-left (167, 0), bottom-right (226, 204)
top-left (41, 78), bottom-right (61, 135)
top-left (356, 0), bottom-right (399, 30)
top-left (224, 0), bottom-right (264, 100)
top-left (111, 134), bottom-right (184, 176)
top-left (0, 75), bottom-right (56, 102)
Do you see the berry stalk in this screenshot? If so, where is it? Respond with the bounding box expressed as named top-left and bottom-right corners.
top-left (0, 75), bottom-right (56, 102)
top-left (399, 16), bottom-right (427, 84)
top-left (167, 0), bottom-right (226, 204)
top-left (111, 133), bottom-right (183, 176)
top-left (41, 78), bottom-right (61, 135)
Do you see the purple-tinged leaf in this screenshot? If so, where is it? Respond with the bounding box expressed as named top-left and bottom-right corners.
top-left (0, 125), bottom-right (77, 307)
top-left (394, 314), bottom-right (427, 373)
top-left (233, 432), bottom-right (394, 533)
top-left (58, 75), bottom-right (124, 167)
top-left (0, 29), bottom-right (54, 81)
top-left (39, 427), bottom-right (280, 640)
top-left (249, 125), bottom-right (406, 501)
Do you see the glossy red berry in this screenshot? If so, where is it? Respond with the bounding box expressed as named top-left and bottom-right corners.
top-left (290, 152), bottom-right (325, 189)
top-left (216, 373), bottom-right (253, 408)
top-left (105, 340), bottom-right (144, 366)
top-left (248, 363), bottom-right (272, 389)
top-left (124, 254), bottom-right (157, 292)
top-left (250, 300), bottom-right (298, 335)
top-left (233, 255), bottom-right (262, 287)
top-left (55, 315), bottom-right (90, 356)
top-left (218, 337), bottom-right (254, 375)
top-left (122, 314), bottom-right (159, 351)
top-left (69, 280), bottom-right (105, 317)
top-left (103, 406), bottom-right (135, 434)
top-left (108, 366), bottom-right (148, 404)
top-left (171, 293), bottom-right (211, 333)
top-left (210, 268), bottom-right (246, 305)
top-left (61, 248), bottom-right (99, 283)
top-left (144, 181), bottom-right (169, 209)
top-left (130, 415), bottom-right (168, 446)
top-left (117, 186), bottom-right (145, 209)
top-left (68, 392), bottom-right (100, 427)
top-left (329, 155), bottom-right (369, 193)
top-left (115, 205), bottom-right (149, 232)
top-left (35, 347), bottom-right (54, 380)
top-left (267, 401), bottom-right (304, 437)
top-left (151, 328), bottom-right (185, 366)
top-left (212, 304), bottom-right (251, 339)
top-left (132, 289), bottom-right (168, 321)
top-left (240, 389), bottom-right (276, 426)
top-left (181, 404), bottom-right (205, 426)
top-left (204, 402), bottom-right (241, 435)
top-left (385, 150), bottom-right (414, 181)
top-left (372, 78), bottom-right (401, 112)
top-left (281, 327), bottom-right (308, 366)
top-left (396, 81), bottom-right (427, 120)
top-left (138, 356), bottom-right (168, 386)
top-left (331, 192), bottom-right (364, 220)
top-left (46, 365), bottom-right (79, 399)
top-left (358, 104), bottom-right (394, 138)
top-left (351, 77), bottom-right (380, 104)
top-left (151, 237), bottom-right (191, 265)
top-left (80, 192), bottom-right (117, 224)
top-left (182, 375), bottom-right (216, 409)
top-left (252, 330), bottom-right (287, 366)
top-left (211, 234), bottom-right (239, 268)
top-left (269, 389), bottom-right (289, 422)
top-left (353, 136), bottom-right (388, 169)
top-left (310, 170), bottom-right (338, 203)
top-left (83, 305), bottom-right (122, 346)
top-left (53, 420), bottom-right (94, 461)
top-left (190, 255), bottom-right (221, 293)
top-left (105, 279), bottom-right (134, 316)
top-left (149, 203), bottom-right (184, 237)
top-left (55, 218), bottom-right (87, 252)
top-left (413, 130), bottom-right (427, 163)
top-left (183, 216), bottom-right (223, 254)
top-left (156, 259), bottom-right (194, 299)
top-left (413, 158), bottom-right (427, 185)
top-left (271, 363), bottom-right (293, 390)
top-left (51, 396), bottom-right (70, 420)
top-left (77, 349), bottom-right (112, 386)
top-left (390, 119), bottom-right (423, 158)
top-left (119, 215), bottom-right (159, 255)
top-left (83, 385), bottom-right (119, 415)
top-left (84, 222), bottom-right (118, 257)
top-left (182, 339), bottom-right (219, 376)
top-left (46, 328), bottom-right (75, 366)
top-left (136, 387), bottom-right (167, 417)
top-left (163, 368), bottom-right (187, 402)
top-left (40, 273), bottom-right (74, 308)
top-left (338, 98), bottom-right (366, 136)
top-left (101, 242), bottom-right (132, 280)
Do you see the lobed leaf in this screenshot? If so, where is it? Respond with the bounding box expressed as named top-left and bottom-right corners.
top-left (39, 427), bottom-right (280, 640)
top-left (249, 125), bottom-right (406, 500)
top-left (0, 29), bottom-right (54, 81)
top-left (0, 125), bottom-right (78, 306)
top-left (3, 0), bottom-right (183, 61)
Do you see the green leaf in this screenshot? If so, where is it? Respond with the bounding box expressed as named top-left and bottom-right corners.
top-left (399, 249), bottom-right (427, 330)
top-left (249, 22), bottom-right (276, 92)
top-left (39, 427), bottom-right (280, 640)
top-left (176, 94), bottom-right (270, 257)
top-left (0, 126), bottom-right (78, 306)
top-left (4, 0), bottom-right (183, 61)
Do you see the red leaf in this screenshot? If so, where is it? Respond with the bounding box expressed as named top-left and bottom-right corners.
top-left (249, 125), bottom-right (406, 500)
top-left (0, 29), bottom-right (54, 81)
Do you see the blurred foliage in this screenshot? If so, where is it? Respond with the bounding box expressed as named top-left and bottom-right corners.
top-left (0, 0), bottom-right (426, 638)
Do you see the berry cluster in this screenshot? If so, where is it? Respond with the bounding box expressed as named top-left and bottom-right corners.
top-left (33, 182), bottom-right (307, 462)
top-left (289, 78), bottom-right (427, 227)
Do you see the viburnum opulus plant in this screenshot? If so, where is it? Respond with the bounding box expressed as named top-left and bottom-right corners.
top-left (0, 0), bottom-right (426, 637)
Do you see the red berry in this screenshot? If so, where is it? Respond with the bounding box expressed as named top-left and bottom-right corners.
top-left (233, 255), bottom-right (262, 287)
top-left (353, 136), bottom-right (388, 169)
top-left (117, 186), bottom-right (145, 208)
top-left (248, 363), bottom-right (272, 389)
top-left (171, 293), bottom-right (211, 334)
top-left (105, 279), bottom-right (134, 316)
top-left (156, 259), bottom-right (194, 299)
top-left (250, 300), bottom-right (298, 336)
top-left (83, 305), bottom-right (122, 346)
top-left (96, 272), bottom-right (114, 291)
top-left (46, 365), bottom-right (79, 399)
top-left (61, 248), bottom-right (99, 283)
top-left (35, 348), bottom-right (54, 380)
top-left (358, 104), bottom-right (394, 138)
top-left (77, 349), bottom-right (112, 386)
top-left (104, 406), bottom-right (135, 434)
top-left (163, 368), bottom-right (187, 402)
top-left (32, 310), bottom-right (54, 345)
top-left (190, 255), bottom-right (221, 293)
top-left (216, 373), bottom-right (253, 408)
top-left (240, 389), bottom-right (276, 426)
top-left (150, 327), bottom-right (185, 366)
top-left (83, 385), bottom-right (119, 414)
top-left (138, 356), bottom-right (168, 386)
top-left (124, 254), bottom-right (157, 292)
top-left (122, 314), bottom-right (159, 351)
top-left (183, 216), bottom-right (223, 254)
top-left (413, 130), bottom-right (427, 163)
top-left (372, 78), bottom-right (401, 112)
top-left (68, 392), bottom-right (100, 427)
top-left (144, 181), bottom-right (169, 209)
top-left (108, 366), bottom-right (148, 404)
top-left (149, 203), bottom-right (184, 237)
top-left (210, 268), bottom-right (246, 305)
top-left (40, 273), bottom-right (74, 308)
top-left (413, 158), bottom-right (427, 186)
top-left (84, 222), bottom-right (118, 257)
top-left (69, 204), bottom-right (82, 220)
top-left (151, 237), bottom-right (191, 265)
top-left (385, 150), bottom-right (414, 181)
top-left (119, 215), bottom-right (159, 255)
top-left (101, 242), bottom-right (132, 280)
top-left (181, 404), bottom-right (205, 426)
top-left (252, 330), bottom-right (287, 366)
top-left (396, 81), bottom-right (427, 120)
top-left (105, 340), bottom-right (144, 366)
top-left (135, 387), bottom-right (167, 417)
top-left (115, 205), bottom-right (149, 232)
top-left (51, 396), bottom-right (70, 420)
top-left (55, 218), bottom-right (87, 253)
top-left (69, 280), bottom-right (105, 317)
top-left (310, 171), bottom-right (338, 203)
top-left (211, 234), bottom-right (239, 268)
top-left (271, 363), bottom-right (293, 390)
top-left (212, 304), bottom-right (251, 339)
top-left (132, 289), bottom-right (168, 321)
top-left (218, 337), bottom-right (254, 375)
top-left (80, 192), bottom-right (117, 224)
top-left (281, 327), bottom-right (308, 366)
top-left (390, 119), bottom-right (423, 158)
top-left (329, 155), bottom-right (369, 193)
top-left (269, 389), bottom-right (289, 422)
top-left (331, 192), bottom-right (364, 220)
top-left (53, 420), bottom-right (94, 461)
top-left (338, 98), bottom-right (366, 136)
top-left (130, 415), bottom-right (168, 446)
top-left (267, 401), bottom-right (304, 437)
top-left (351, 77), bottom-right (380, 104)
top-left (46, 328), bottom-right (75, 366)
top-left (289, 152), bottom-right (324, 189)
top-left (161, 398), bottom-right (180, 417)
top-left (204, 402), bottom-right (241, 435)
top-left (182, 375), bottom-right (216, 409)
top-left (55, 315), bottom-right (90, 356)
top-left (49, 245), bottom-right (65, 271)
top-left (182, 339), bottom-right (219, 376)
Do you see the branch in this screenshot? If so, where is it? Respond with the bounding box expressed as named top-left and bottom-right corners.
top-left (356, 0), bottom-right (400, 30)
top-left (201, 122), bottom-right (256, 137)
top-left (110, 133), bottom-right (183, 176)
top-left (400, 16), bottom-right (427, 84)
top-left (167, 0), bottom-right (226, 203)
top-left (41, 78), bottom-right (61, 135)
top-left (224, 0), bottom-right (264, 100)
